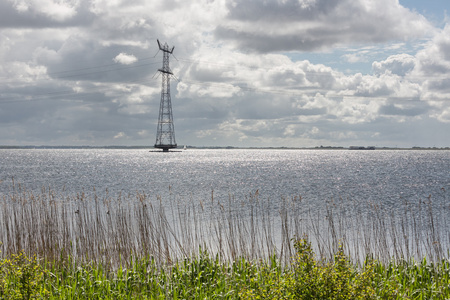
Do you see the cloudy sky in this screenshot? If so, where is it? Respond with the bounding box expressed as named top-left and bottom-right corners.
top-left (0, 0), bottom-right (449, 147)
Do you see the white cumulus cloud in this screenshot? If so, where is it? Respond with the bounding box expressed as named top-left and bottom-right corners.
top-left (113, 53), bottom-right (138, 65)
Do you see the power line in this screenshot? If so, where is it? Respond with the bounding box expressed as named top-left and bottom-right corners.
top-left (52, 61), bottom-right (161, 80)
top-left (47, 56), bottom-right (159, 76)
top-left (0, 77), bottom-right (156, 104)
top-left (0, 60), bottom-right (161, 86)
top-left (1, 51), bottom-right (448, 86)
top-left (1, 75), bottom-right (449, 105)
top-left (179, 78), bottom-right (450, 102)
top-left (0, 53), bottom-right (449, 104)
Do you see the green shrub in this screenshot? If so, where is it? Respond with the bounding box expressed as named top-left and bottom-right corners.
top-left (1, 241), bottom-right (449, 299)
top-left (292, 237), bottom-right (378, 299)
top-left (0, 251), bottom-right (48, 299)
top-left (238, 256), bottom-right (295, 300)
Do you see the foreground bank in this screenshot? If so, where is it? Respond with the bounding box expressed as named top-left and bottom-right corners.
top-left (1, 186), bottom-right (449, 299)
top-left (2, 237), bottom-right (450, 299)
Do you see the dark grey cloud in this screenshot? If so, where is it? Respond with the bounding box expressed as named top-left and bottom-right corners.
top-left (413, 25), bottom-right (450, 76)
top-left (214, 27), bottom-right (339, 53)
top-left (297, 107), bottom-right (328, 116)
top-left (176, 96), bottom-right (232, 120)
top-left (0, 0), bottom-right (448, 148)
top-left (186, 64), bottom-right (236, 83)
top-left (418, 60), bottom-right (450, 75)
top-left (234, 96), bottom-right (296, 120)
top-left (427, 78), bottom-right (450, 92)
top-left (215, 0), bottom-right (432, 53)
top-left (33, 37), bottom-right (159, 85)
top-left (378, 103), bottom-right (429, 117)
top-left (437, 35), bottom-right (450, 61)
top-left (225, 0), bottom-right (338, 22)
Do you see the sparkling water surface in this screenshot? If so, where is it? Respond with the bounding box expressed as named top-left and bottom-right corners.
top-left (1, 149), bottom-right (448, 207)
top-left (1, 149), bottom-right (449, 261)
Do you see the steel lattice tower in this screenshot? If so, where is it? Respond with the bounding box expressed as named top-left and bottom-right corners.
top-left (155, 40), bottom-right (177, 152)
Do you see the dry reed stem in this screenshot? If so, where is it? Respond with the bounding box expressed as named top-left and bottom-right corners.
top-left (0, 185), bottom-right (448, 268)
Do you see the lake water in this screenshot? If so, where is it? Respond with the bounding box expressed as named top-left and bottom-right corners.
top-left (1, 149), bottom-right (448, 206)
top-left (1, 148), bottom-right (449, 262)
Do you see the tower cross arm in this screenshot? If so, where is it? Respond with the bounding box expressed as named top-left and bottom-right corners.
top-left (157, 39), bottom-right (175, 53)
top-left (158, 68), bottom-right (173, 75)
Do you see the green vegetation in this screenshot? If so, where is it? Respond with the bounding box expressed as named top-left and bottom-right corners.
top-left (0, 185), bottom-right (449, 298)
top-left (1, 238), bottom-right (449, 299)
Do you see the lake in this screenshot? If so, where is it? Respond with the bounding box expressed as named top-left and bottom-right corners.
top-left (1, 148), bottom-right (448, 204)
top-left (1, 149), bottom-right (449, 263)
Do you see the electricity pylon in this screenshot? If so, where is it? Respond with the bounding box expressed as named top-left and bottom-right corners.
top-left (154, 40), bottom-right (177, 152)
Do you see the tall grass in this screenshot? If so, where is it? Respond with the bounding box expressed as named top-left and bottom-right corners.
top-left (0, 183), bottom-right (448, 268)
top-left (2, 238), bottom-right (449, 299)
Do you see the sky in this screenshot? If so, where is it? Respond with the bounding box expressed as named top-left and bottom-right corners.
top-left (0, 0), bottom-right (449, 148)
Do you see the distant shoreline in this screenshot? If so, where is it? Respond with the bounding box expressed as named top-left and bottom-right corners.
top-left (0, 145), bottom-right (449, 150)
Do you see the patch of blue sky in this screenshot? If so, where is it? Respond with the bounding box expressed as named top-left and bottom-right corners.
top-left (399, 0), bottom-right (448, 27)
top-left (285, 40), bottom-right (424, 75)
top-left (285, 1), bottom-right (447, 75)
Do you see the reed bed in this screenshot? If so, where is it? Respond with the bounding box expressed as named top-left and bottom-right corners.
top-left (0, 184), bottom-right (448, 268)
